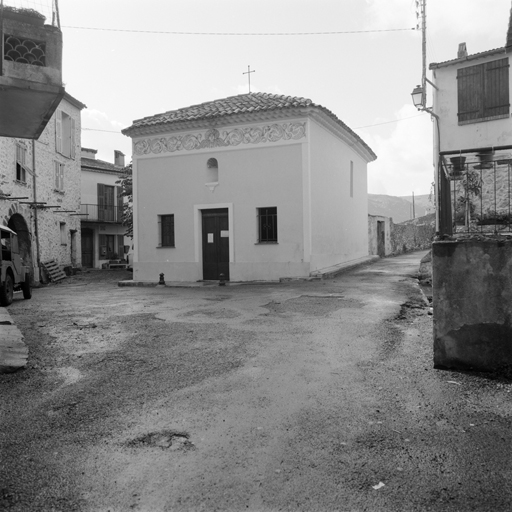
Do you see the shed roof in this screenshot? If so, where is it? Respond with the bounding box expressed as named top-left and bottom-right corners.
top-left (122, 92), bottom-right (376, 161)
top-left (81, 157), bottom-right (124, 175)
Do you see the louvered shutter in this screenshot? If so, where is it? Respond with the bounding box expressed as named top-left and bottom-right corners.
top-left (483, 58), bottom-right (509, 118)
top-left (55, 110), bottom-right (62, 154)
top-left (457, 64), bottom-right (483, 122)
top-left (116, 186), bottom-right (123, 223)
top-left (98, 183), bottom-right (105, 221)
top-left (70, 117), bottom-right (76, 159)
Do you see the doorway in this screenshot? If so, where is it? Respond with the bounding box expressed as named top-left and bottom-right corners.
top-left (377, 221), bottom-right (385, 257)
top-left (202, 208), bottom-right (229, 280)
top-left (81, 229), bottom-right (94, 267)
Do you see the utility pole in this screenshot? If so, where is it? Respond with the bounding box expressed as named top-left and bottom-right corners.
top-left (412, 191), bottom-right (416, 219)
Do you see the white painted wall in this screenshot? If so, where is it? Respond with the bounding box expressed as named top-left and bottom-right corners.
top-left (432, 52), bottom-right (512, 152)
top-left (308, 119), bottom-right (369, 271)
top-left (134, 140), bottom-right (307, 282)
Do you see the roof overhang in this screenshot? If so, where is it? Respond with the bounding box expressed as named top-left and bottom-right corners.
top-left (123, 106), bottom-right (376, 163)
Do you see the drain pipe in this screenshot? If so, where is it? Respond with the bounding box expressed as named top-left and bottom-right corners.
top-left (32, 140), bottom-right (41, 281)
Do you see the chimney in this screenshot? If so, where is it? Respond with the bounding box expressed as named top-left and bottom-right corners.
top-left (114, 150), bottom-right (125, 167)
top-left (457, 42), bottom-right (468, 59)
top-left (81, 147), bottom-right (97, 159)
top-left (507, 5), bottom-right (512, 51)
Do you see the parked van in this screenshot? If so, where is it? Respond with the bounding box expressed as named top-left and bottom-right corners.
top-left (0, 224), bottom-right (31, 306)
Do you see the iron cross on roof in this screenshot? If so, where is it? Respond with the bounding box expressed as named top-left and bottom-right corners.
top-left (243, 65), bottom-right (256, 93)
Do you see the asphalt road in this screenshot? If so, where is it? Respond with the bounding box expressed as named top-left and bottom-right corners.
top-left (1, 251), bottom-right (512, 512)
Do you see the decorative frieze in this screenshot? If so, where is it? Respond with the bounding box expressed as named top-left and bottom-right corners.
top-left (134, 122), bottom-right (307, 156)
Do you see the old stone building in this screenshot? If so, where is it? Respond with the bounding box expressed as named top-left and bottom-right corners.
top-left (0, 92), bottom-right (85, 283)
top-left (80, 148), bottom-right (129, 268)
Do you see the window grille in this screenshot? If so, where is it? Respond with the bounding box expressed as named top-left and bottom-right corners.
top-left (3, 35), bottom-right (46, 66)
top-left (258, 207), bottom-right (278, 243)
top-left (158, 214), bottom-right (175, 247)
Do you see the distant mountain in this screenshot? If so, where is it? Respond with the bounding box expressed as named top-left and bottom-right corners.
top-left (368, 194), bottom-right (434, 224)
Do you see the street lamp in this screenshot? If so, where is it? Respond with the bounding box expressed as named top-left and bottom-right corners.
top-left (411, 85), bottom-right (425, 110)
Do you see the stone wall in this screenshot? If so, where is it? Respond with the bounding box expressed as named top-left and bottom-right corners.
top-left (433, 240), bottom-right (512, 370)
top-left (367, 213), bottom-right (435, 257)
top-left (0, 95), bottom-right (83, 282)
top-left (390, 214), bottom-right (435, 255)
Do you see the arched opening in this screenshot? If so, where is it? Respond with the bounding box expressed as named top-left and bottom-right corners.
top-left (8, 213), bottom-right (33, 270)
top-left (206, 158), bottom-right (219, 183)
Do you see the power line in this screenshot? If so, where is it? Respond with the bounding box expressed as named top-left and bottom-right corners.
top-left (82, 127), bottom-right (122, 133)
top-left (63, 26), bottom-right (416, 37)
top-left (82, 112), bottom-right (428, 135)
top-left (354, 113), bottom-right (427, 129)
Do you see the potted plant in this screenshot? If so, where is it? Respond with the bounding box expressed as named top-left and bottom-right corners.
top-left (455, 169), bottom-right (482, 228)
top-left (450, 156), bottom-right (466, 179)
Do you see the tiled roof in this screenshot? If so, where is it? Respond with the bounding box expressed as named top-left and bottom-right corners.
top-left (430, 47), bottom-right (506, 69)
top-left (81, 157), bottom-right (124, 174)
top-left (122, 92), bottom-right (376, 160)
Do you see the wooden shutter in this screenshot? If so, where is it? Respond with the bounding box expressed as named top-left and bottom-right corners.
top-left (98, 183), bottom-right (105, 221)
top-left (457, 64), bottom-right (484, 122)
top-left (55, 110), bottom-right (62, 154)
top-left (116, 186), bottom-right (123, 223)
top-left (70, 117), bottom-right (76, 159)
top-left (483, 58), bottom-right (509, 118)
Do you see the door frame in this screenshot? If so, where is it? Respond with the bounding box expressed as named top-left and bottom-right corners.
top-left (194, 203), bottom-right (234, 268)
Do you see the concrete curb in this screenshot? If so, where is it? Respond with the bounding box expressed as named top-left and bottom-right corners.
top-left (0, 307), bottom-right (28, 374)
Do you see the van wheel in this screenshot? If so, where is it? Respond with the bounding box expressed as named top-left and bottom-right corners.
top-left (22, 278), bottom-right (32, 300)
top-left (0, 273), bottom-right (14, 306)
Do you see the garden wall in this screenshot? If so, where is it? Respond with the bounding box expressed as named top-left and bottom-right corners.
top-left (390, 213), bottom-right (435, 255)
top-left (433, 239), bottom-right (512, 370)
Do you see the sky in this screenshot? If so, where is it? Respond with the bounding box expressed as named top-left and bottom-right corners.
top-left (8, 0), bottom-right (512, 196)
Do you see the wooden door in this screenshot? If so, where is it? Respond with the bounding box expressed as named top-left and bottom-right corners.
top-left (81, 229), bottom-right (94, 267)
top-left (202, 209), bottom-right (229, 280)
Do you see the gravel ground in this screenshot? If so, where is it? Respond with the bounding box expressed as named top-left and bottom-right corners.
top-left (1, 257), bottom-right (512, 511)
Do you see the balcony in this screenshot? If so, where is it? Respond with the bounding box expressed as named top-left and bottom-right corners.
top-left (80, 204), bottom-right (123, 224)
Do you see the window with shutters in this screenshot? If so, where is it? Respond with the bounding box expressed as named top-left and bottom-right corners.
top-left (15, 143), bottom-right (28, 184)
top-left (54, 161), bottom-right (64, 191)
top-left (457, 58), bottom-right (510, 124)
top-left (55, 110), bottom-right (76, 158)
top-left (97, 183), bottom-right (120, 222)
top-left (158, 214), bottom-right (175, 247)
top-left (257, 207), bottom-right (278, 243)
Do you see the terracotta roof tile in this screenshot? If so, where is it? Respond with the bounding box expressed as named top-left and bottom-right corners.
top-left (123, 92), bottom-right (375, 160)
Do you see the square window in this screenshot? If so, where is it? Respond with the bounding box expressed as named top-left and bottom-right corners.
top-left (158, 214), bottom-right (175, 247)
top-left (258, 207), bottom-right (278, 243)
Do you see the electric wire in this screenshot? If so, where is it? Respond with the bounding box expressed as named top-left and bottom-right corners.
top-left (63, 26), bottom-right (417, 36)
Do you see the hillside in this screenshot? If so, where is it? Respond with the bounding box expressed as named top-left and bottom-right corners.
top-left (368, 194), bottom-right (434, 223)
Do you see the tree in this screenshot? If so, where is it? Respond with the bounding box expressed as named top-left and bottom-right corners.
top-left (116, 163), bottom-right (133, 239)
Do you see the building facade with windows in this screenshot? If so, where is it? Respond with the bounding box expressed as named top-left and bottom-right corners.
top-left (123, 93), bottom-right (376, 283)
top-left (0, 92), bottom-right (85, 283)
top-left (80, 148), bottom-right (128, 268)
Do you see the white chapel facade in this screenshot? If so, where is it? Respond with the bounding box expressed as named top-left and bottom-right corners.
top-left (123, 93), bottom-right (376, 282)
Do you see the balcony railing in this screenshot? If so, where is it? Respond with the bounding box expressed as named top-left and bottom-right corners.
top-left (80, 204), bottom-right (123, 223)
top-left (440, 148), bottom-right (512, 236)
